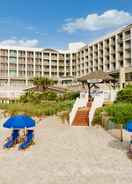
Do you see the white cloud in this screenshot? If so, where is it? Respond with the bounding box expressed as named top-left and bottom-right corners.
top-left (0, 39), bottom-right (39, 47)
top-left (62, 10), bottom-right (132, 33)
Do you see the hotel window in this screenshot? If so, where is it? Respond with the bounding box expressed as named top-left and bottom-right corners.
top-left (10, 50), bottom-right (17, 57)
top-left (9, 57), bottom-right (17, 64)
top-left (9, 70), bottom-right (16, 76)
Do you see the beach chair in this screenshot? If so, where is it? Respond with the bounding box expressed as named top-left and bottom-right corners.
top-left (4, 129), bottom-right (19, 148)
top-left (19, 130), bottom-right (34, 150)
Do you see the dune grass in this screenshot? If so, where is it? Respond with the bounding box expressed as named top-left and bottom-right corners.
top-left (0, 100), bottom-right (75, 117)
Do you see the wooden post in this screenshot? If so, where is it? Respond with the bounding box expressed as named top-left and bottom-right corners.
top-left (87, 83), bottom-right (91, 99)
top-left (120, 124), bottom-right (123, 142)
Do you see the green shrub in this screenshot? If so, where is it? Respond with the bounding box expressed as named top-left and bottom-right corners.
top-left (43, 108), bottom-right (57, 116)
top-left (46, 91), bottom-right (57, 101)
top-left (105, 103), bottom-right (132, 125)
top-left (92, 107), bottom-right (104, 126)
top-left (0, 99), bottom-right (75, 117)
top-left (20, 91), bottom-right (41, 103)
top-left (116, 85), bottom-right (132, 103)
top-left (61, 92), bottom-right (80, 100)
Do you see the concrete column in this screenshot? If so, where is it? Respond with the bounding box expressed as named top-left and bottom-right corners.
top-left (103, 40), bottom-right (105, 72)
top-left (109, 38), bottom-right (112, 71)
top-left (70, 53), bottom-right (73, 76)
top-left (49, 52), bottom-right (52, 78)
top-left (84, 49), bottom-right (86, 75)
top-left (42, 52), bottom-right (44, 77)
top-left (7, 49), bottom-right (10, 86)
top-left (79, 52), bottom-right (81, 77)
top-left (88, 46), bottom-right (90, 73)
top-left (33, 51), bottom-right (36, 77)
top-left (115, 34), bottom-right (119, 70)
top-left (131, 28), bottom-right (132, 66)
top-left (25, 51), bottom-right (28, 86)
top-left (123, 32), bottom-right (126, 68)
top-left (93, 45), bottom-right (95, 71)
top-left (63, 54), bottom-right (66, 77)
top-left (57, 53), bottom-right (59, 78)
top-left (97, 43), bottom-right (100, 70)
top-left (76, 52), bottom-right (79, 78)
top-left (16, 50), bottom-right (19, 77)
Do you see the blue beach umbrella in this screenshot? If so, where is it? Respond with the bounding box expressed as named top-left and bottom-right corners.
top-left (126, 120), bottom-right (132, 132)
top-left (3, 115), bottom-right (36, 129)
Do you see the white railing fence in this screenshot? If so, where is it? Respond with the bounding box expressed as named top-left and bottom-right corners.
top-left (0, 90), bottom-right (24, 99)
top-left (69, 92), bottom-right (88, 126)
top-left (89, 93), bottom-right (105, 126)
top-left (69, 89), bottom-right (118, 126)
top-left (103, 90), bottom-right (118, 102)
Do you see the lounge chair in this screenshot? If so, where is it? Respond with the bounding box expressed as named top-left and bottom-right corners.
top-left (19, 130), bottom-right (34, 150)
top-left (4, 129), bottom-right (19, 148)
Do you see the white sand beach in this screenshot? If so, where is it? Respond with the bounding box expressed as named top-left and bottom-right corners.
top-left (0, 116), bottom-right (132, 184)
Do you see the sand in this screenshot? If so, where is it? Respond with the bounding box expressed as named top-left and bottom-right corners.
top-left (0, 116), bottom-right (132, 184)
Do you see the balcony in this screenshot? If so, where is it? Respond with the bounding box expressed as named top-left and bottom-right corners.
top-left (111, 41), bottom-right (115, 46)
top-left (0, 52), bottom-right (8, 57)
top-left (59, 63), bottom-right (64, 67)
top-left (117, 47), bottom-right (123, 52)
top-left (125, 54), bottom-right (131, 59)
top-left (105, 45), bottom-right (109, 49)
top-left (59, 55), bottom-right (64, 60)
top-left (35, 69), bottom-right (42, 72)
top-left (126, 60), bottom-right (131, 67)
top-left (0, 67), bottom-right (8, 71)
top-left (51, 56), bottom-right (57, 60)
top-left (118, 56), bottom-right (123, 61)
top-left (111, 49), bottom-right (115, 54)
top-left (27, 68), bottom-right (34, 72)
top-left (125, 35), bottom-right (131, 40)
top-left (111, 58), bottom-right (116, 63)
top-left (105, 60), bottom-right (110, 64)
top-left (117, 38), bottom-right (123, 43)
top-left (44, 62), bottom-right (49, 66)
top-left (18, 54), bottom-right (25, 58)
top-left (125, 44), bottom-right (131, 50)
top-left (44, 68), bottom-right (50, 72)
top-left (104, 51), bottom-right (109, 56)
top-left (35, 53), bottom-right (42, 58)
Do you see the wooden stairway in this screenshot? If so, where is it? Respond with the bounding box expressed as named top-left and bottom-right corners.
top-left (72, 102), bottom-right (92, 126)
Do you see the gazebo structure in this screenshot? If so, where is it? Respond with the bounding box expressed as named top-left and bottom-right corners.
top-left (78, 71), bottom-right (117, 99)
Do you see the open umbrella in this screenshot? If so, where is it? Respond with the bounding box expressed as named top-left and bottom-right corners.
top-left (3, 115), bottom-right (36, 129)
top-left (126, 120), bottom-right (132, 132)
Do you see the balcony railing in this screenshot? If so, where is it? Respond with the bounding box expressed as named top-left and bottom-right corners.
top-left (117, 38), bottom-right (123, 43)
top-left (125, 35), bottom-right (131, 40)
top-left (125, 44), bottom-right (131, 49)
top-left (125, 54), bottom-right (131, 59)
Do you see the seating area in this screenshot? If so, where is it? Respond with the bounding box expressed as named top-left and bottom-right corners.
top-left (19, 130), bottom-right (34, 150)
top-left (4, 129), bottom-right (34, 150)
top-left (3, 114), bottom-right (35, 150)
top-left (4, 129), bottom-right (19, 148)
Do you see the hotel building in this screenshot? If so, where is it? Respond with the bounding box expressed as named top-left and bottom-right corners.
top-left (0, 24), bottom-right (132, 86)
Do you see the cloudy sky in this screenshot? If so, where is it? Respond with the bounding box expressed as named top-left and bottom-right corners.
top-left (0, 0), bottom-right (131, 49)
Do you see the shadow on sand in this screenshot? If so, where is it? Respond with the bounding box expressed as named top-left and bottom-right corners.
top-left (108, 139), bottom-right (128, 151)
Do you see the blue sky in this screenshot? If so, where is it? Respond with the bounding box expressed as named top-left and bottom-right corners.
top-left (0, 0), bottom-right (132, 49)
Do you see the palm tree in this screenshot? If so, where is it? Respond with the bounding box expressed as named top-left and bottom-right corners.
top-left (33, 77), bottom-right (54, 91)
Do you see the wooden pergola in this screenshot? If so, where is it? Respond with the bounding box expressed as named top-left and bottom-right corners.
top-left (78, 71), bottom-right (117, 99)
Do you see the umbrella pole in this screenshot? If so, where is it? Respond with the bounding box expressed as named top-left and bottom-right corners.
top-left (24, 128), bottom-right (26, 136)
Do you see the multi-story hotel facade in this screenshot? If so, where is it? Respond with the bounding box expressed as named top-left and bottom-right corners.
top-left (0, 24), bottom-right (132, 86)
